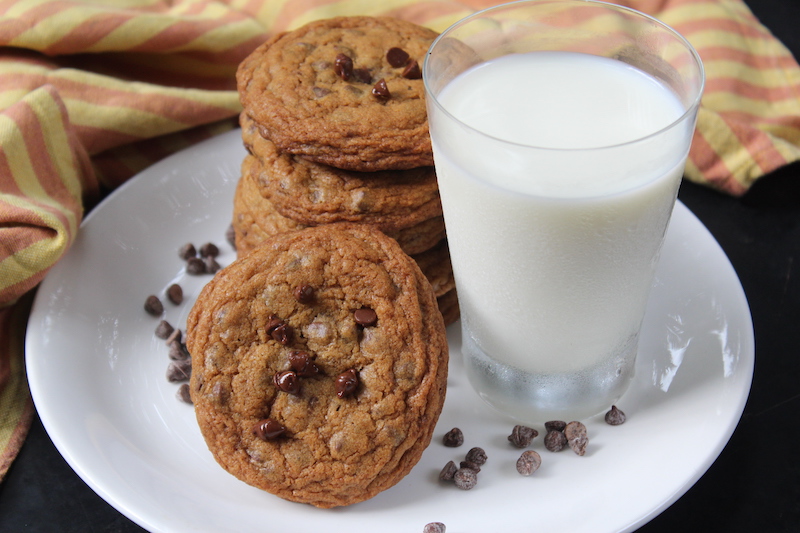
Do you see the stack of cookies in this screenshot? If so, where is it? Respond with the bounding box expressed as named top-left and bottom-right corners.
top-left (233, 16), bottom-right (457, 324)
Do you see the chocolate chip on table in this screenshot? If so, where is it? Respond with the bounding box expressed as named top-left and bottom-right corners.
top-left (354, 307), bottom-right (378, 327)
top-left (423, 522), bottom-right (446, 533)
top-left (605, 405), bottom-right (627, 425)
top-left (402, 60), bottom-right (422, 79)
top-left (253, 418), bottom-right (286, 440)
top-left (372, 78), bottom-right (390, 102)
top-left (459, 460), bottom-right (481, 473)
top-left (564, 421), bottom-right (589, 456)
top-left (199, 242), bottom-right (219, 258)
top-left (442, 427), bottom-right (464, 447)
top-left (155, 320), bottom-right (174, 339)
top-left (293, 284), bottom-right (314, 304)
top-left (335, 368), bottom-right (359, 398)
top-left (176, 383), bottom-right (193, 404)
top-left (334, 53), bottom-right (354, 81)
top-left (508, 425), bottom-right (538, 448)
top-left (439, 460), bottom-right (458, 482)
top-left (274, 370), bottom-right (301, 395)
top-left (289, 350), bottom-right (321, 377)
top-left (465, 446), bottom-right (487, 466)
top-left (178, 242), bottom-right (196, 260)
top-left (204, 255), bottom-right (221, 274)
top-left (186, 257), bottom-right (206, 275)
top-left (453, 467), bottom-right (478, 490)
top-left (545, 420), bottom-right (567, 432)
top-left (166, 328), bottom-right (182, 345)
top-left (168, 340), bottom-right (190, 361)
top-left (544, 429), bottom-right (567, 452)
top-left (166, 358), bottom-right (191, 382)
top-left (166, 283), bottom-right (183, 305)
top-left (386, 47), bottom-right (410, 67)
top-left (144, 295), bottom-right (164, 316)
top-left (516, 450), bottom-right (542, 476)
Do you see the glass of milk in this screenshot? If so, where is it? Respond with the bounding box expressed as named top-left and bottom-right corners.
top-left (424, 0), bottom-right (704, 423)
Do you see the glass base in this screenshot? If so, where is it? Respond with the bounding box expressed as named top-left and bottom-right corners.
top-left (462, 330), bottom-right (637, 424)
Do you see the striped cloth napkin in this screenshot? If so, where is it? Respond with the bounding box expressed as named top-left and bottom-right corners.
top-left (1, 0), bottom-right (799, 479)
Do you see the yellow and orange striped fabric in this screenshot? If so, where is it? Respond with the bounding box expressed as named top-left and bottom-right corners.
top-left (1, 0), bottom-right (799, 479)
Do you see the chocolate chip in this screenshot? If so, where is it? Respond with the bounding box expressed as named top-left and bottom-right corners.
top-left (253, 418), bottom-right (286, 440)
top-left (334, 53), bottom-right (354, 81)
top-left (453, 468), bottom-right (477, 490)
top-left (293, 284), bottom-right (314, 304)
top-left (289, 350), bottom-right (321, 377)
top-left (508, 425), bottom-right (538, 448)
top-left (166, 359), bottom-right (191, 382)
top-left (605, 405), bottom-right (627, 425)
top-left (516, 450), bottom-right (542, 476)
top-left (442, 427), bottom-right (464, 447)
top-left (352, 67), bottom-right (372, 84)
top-left (459, 460), bottom-right (480, 473)
top-left (544, 429), bottom-right (567, 452)
top-left (199, 242), bottom-right (219, 258)
top-left (168, 340), bottom-right (190, 361)
top-left (544, 420), bottom-right (567, 432)
top-left (564, 421), bottom-right (589, 456)
top-left (402, 59), bottom-right (422, 79)
top-left (176, 383), bottom-right (193, 404)
top-left (166, 328), bottom-right (182, 345)
top-left (186, 257), bottom-right (206, 275)
top-left (166, 283), bottom-right (183, 305)
top-left (155, 320), bottom-right (174, 339)
top-left (204, 255), bottom-right (221, 274)
top-left (226, 225), bottom-right (236, 249)
top-left (144, 295), bottom-right (163, 316)
top-left (313, 86), bottom-right (331, 98)
top-left (465, 446), bottom-right (487, 466)
top-left (178, 243), bottom-right (196, 260)
top-left (439, 460), bottom-right (457, 481)
top-left (423, 523), bottom-right (446, 533)
top-left (386, 47), bottom-right (410, 67)
top-left (372, 79), bottom-right (390, 101)
top-left (354, 307), bottom-right (377, 327)
top-left (271, 323), bottom-right (293, 345)
top-left (335, 369), bottom-right (359, 398)
top-left (274, 370), bottom-right (301, 395)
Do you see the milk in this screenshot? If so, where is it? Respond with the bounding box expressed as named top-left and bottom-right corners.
top-left (428, 51), bottom-right (695, 421)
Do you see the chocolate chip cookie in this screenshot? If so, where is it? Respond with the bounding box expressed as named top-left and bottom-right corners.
top-left (187, 223), bottom-right (448, 508)
top-left (237, 16), bottom-right (438, 171)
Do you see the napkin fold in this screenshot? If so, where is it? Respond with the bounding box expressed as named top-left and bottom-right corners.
top-left (1, 0), bottom-right (799, 480)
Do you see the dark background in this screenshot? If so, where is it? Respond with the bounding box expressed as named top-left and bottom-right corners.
top-left (1, 0), bottom-right (798, 531)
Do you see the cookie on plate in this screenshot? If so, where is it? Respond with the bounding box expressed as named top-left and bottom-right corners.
top-left (237, 16), bottom-right (438, 171)
top-left (187, 223), bottom-right (448, 508)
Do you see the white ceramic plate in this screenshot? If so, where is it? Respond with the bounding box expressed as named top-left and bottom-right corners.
top-left (26, 130), bottom-right (754, 533)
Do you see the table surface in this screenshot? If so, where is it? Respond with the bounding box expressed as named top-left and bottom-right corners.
top-left (2, 1), bottom-right (799, 531)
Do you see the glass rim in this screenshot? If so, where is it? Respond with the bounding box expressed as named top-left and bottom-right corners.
top-left (422, 0), bottom-right (706, 153)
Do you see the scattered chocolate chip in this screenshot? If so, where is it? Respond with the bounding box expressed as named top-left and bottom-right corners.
top-left (352, 67), bottom-right (372, 84)
top-left (544, 429), bottom-right (567, 452)
top-left (199, 242), bottom-right (219, 258)
top-left (544, 420), bottom-right (567, 432)
top-left (372, 78), bottom-right (390, 101)
top-left (289, 350), bottom-right (322, 377)
top-left (166, 359), bottom-right (192, 382)
top-left (465, 446), bottom-right (487, 466)
top-left (605, 405), bottom-right (627, 425)
top-left (516, 450), bottom-right (542, 476)
top-left (166, 283), bottom-right (183, 305)
top-left (508, 425), bottom-right (538, 448)
top-left (439, 460), bottom-right (458, 481)
top-left (155, 320), bottom-right (174, 339)
top-left (335, 369), bottom-right (359, 398)
top-left (178, 243), bottom-right (196, 260)
top-left (402, 59), bottom-right (422, 79)
top-left (186, 257), bottom-right (206, 275)
top-left (176, 383), bottom-right (193, 404)
top-left (354, 307), bottom-right (378, 327)
top-left (442, 427), bottom-right (464, 447)
top-left (253, 418), bottom-right (286, 440)
top-left (386, 47), bottom-right (410, 67)
top-left (226, 225), bottom-right (236, 249)
top-left (565, 421), bottom-right (589, 456)
top-left (166, 328), bottom-right (182, 345)
top-left (293, 284), bottom-right (314, 304)
top-left (144, 295), bottom-right (164, 316)
top-left (168, 340), bottom-right (190, 361)
top-left (334, 53), bottom-right (354, 81)
top-left (453, 467), bottom-right (477, 490)
top-left (274, 370), bottom-right (301, 395)
top-left (423, 522), bottom-right (446, 533)
top-left (459, 460), bottom-right (481, 473)
top-left (204, 255), bottom-right (221, 274)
